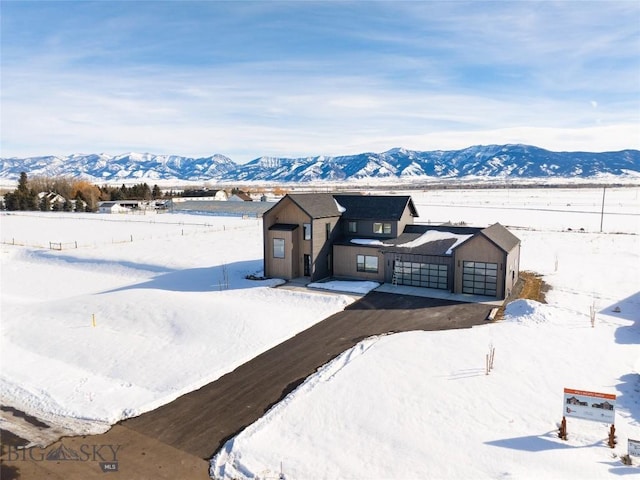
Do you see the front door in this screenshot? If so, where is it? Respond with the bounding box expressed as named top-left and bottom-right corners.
top-left (303, 254), bottom-right (311, 276)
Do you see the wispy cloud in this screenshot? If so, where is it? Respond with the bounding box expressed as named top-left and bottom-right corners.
top-left (1, 1), bottom-right (638, 161)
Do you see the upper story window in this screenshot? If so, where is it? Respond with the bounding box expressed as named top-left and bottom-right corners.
top-left (373, 222), bottom-right (391, 234)
top-left (303, 223), bottom-right (311, 240)
top-left (348, 221), bottom-right (357, 233)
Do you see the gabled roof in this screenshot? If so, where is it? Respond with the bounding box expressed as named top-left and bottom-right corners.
top-left (333, 195), bottom-right (418, 220)
top-left (231, 192), bottom-right (253, 201)
top-left (264, 193), bottom-right (419, 221)
top-left (480, 223), bottom-right (520, 252)
top-left (286, 193), bottom-right (343, 219)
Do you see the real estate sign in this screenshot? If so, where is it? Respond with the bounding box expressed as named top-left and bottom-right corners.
top-left (629, 439), bottom-right (640, 458)
top-left (563, 388), bottom-right (616, 424)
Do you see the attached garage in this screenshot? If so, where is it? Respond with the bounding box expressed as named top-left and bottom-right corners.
top-left (453, 223), bottom-right (521, 299)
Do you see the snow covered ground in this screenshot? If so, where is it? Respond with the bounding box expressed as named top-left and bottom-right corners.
top-left (1, 187), bottom-right (639, 480)
top-left (0, 212), bottom-right (358, 443)
top-left (209, 187), bottom-right (640, 479)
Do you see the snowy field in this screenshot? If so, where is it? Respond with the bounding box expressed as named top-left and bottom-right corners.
top-left (1, 186), bottom-right (639, 480)
top-left (210, 187), bottom-right (640, 480)
top-left (0, 212), bottom-right (358, 443)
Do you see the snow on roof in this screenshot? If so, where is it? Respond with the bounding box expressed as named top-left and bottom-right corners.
top-left (398, 230), bottom-right (473, 254)
top-left (334, 198), bottom-right (346, 213)
top-left (350, 238), bottom-right (387, 246)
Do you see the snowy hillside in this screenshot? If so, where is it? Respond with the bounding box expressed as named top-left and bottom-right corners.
top-left (1, 145), bottom-right (639, 183)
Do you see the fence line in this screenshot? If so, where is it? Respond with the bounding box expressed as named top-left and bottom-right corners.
top-left (1, 219), bottom-right (261, 250)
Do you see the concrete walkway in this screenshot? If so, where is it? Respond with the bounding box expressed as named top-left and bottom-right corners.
top-left (375, 283), bottom-right (504, 306)
top-left (280, 277), bottom-right (504, 306)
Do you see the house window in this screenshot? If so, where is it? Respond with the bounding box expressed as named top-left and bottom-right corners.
top-left (273, 238), bottom-right (285, 258)
top-left (357, 254), bottom-right (378, 273)
top-left (325, 222), bottom-right (331, 240)
top-left (303, 223), bottom-right (311, 240)
top-left (348, 221), bottom-right (357, 233)
top-left (373, 222), bottom-right (391, 234)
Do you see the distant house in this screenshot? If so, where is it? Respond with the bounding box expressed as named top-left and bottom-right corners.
top-left (214, 190), bottom-right (228, 201)
top-left (263, 193), bottom-right (521, 299)
top-left (37, 192), bottom-right (67, 209)
top-left (228, 192), bottom-right (253, 202)
top-left (98, 201), bottom-right (131, 214)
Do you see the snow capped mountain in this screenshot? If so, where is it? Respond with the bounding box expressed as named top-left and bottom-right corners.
top-left (0, 153), bottom-right (237, 182)
top-left (1, 145), bottom-right (638, 183)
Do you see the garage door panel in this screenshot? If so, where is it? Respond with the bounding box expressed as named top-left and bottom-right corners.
top-left (395, 261), bottom-right (448, 290)
top-left (462, 260), bottom-right (498, 297)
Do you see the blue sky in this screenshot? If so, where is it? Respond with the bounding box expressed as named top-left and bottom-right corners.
top-left (1, 1), bottom-right (639, 162)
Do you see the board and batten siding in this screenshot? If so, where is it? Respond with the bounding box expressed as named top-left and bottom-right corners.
top-left (504, 243), bottom-right (521, 298)
top-left (453, 235), bottom-right (506, 298)
top-left (311, 216), bottom-right (341, 281)
top-left (263, 197), bottom-right (310, 279)
top-left (264, 228), bottom-right (298, 279)
top-left (333, 244), bottom-right (385, 282)
top-left (397, 205), bottom-right (415, 235)
top-left (263, 197), bottom-right (342, 281)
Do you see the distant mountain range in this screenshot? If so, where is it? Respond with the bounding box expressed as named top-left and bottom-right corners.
top-left (1, 145), bottom-right (639, 183)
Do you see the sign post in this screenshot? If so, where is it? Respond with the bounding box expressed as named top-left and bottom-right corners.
top-left (558, 416), bottom-right (567, 440)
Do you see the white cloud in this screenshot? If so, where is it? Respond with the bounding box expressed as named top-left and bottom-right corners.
top-left (1, 2), bottom-right (638, 160)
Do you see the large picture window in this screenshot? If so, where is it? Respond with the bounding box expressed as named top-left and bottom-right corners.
top-left (273, 238), bottom-right (285, 258)
top-left (373, 222), bottom-right (391, 234)
top-left (357, 254), bottom-right (378, 273)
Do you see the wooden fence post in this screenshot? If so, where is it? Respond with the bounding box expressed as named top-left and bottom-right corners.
top-left (558, 416), bottom-right (567, 440)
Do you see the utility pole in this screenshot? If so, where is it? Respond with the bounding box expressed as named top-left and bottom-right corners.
top-left (599, 186), bottom-right (607, 233)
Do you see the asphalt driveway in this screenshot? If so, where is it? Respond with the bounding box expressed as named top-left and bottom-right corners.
top-left (122, 291), bottom-right (493, 459)
top-left (1, 290), bottom-right (493, 479)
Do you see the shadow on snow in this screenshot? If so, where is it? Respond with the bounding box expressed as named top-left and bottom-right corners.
top-left (600, 291), bottom-right (640, 345)
top-left (100, 260), bottom-right (270, 293)
top-left (485, 432), bottom-right (598, 452)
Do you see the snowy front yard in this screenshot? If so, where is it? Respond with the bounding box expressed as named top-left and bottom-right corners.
top-left (1, 187), bottom-right (639, 480)
top-left (0, 212), bottom-right (358, 442)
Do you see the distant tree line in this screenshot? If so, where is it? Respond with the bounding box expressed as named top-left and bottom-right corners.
top-left (1, 173), bottom-right (166, 212)
top-left (1, 173), bottom-right (273, 212)
top-left (98, 183), bottom-right (163, 201)
top-left (2, 172), bottom-right (103, 212)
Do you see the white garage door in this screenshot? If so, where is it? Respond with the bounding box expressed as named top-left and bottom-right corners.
top-left (395, 261), bottom-right (448, 289)
top-left (462, 261), bottom-right (498, 296)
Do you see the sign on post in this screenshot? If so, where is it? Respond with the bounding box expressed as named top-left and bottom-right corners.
top-left (629, 439), bottom-right (640, 458)
top-left (563, 388), bottom-right (616, 424)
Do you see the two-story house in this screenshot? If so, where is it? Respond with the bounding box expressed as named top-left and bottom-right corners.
top-left (263, 193), bottom-right (520, 299)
